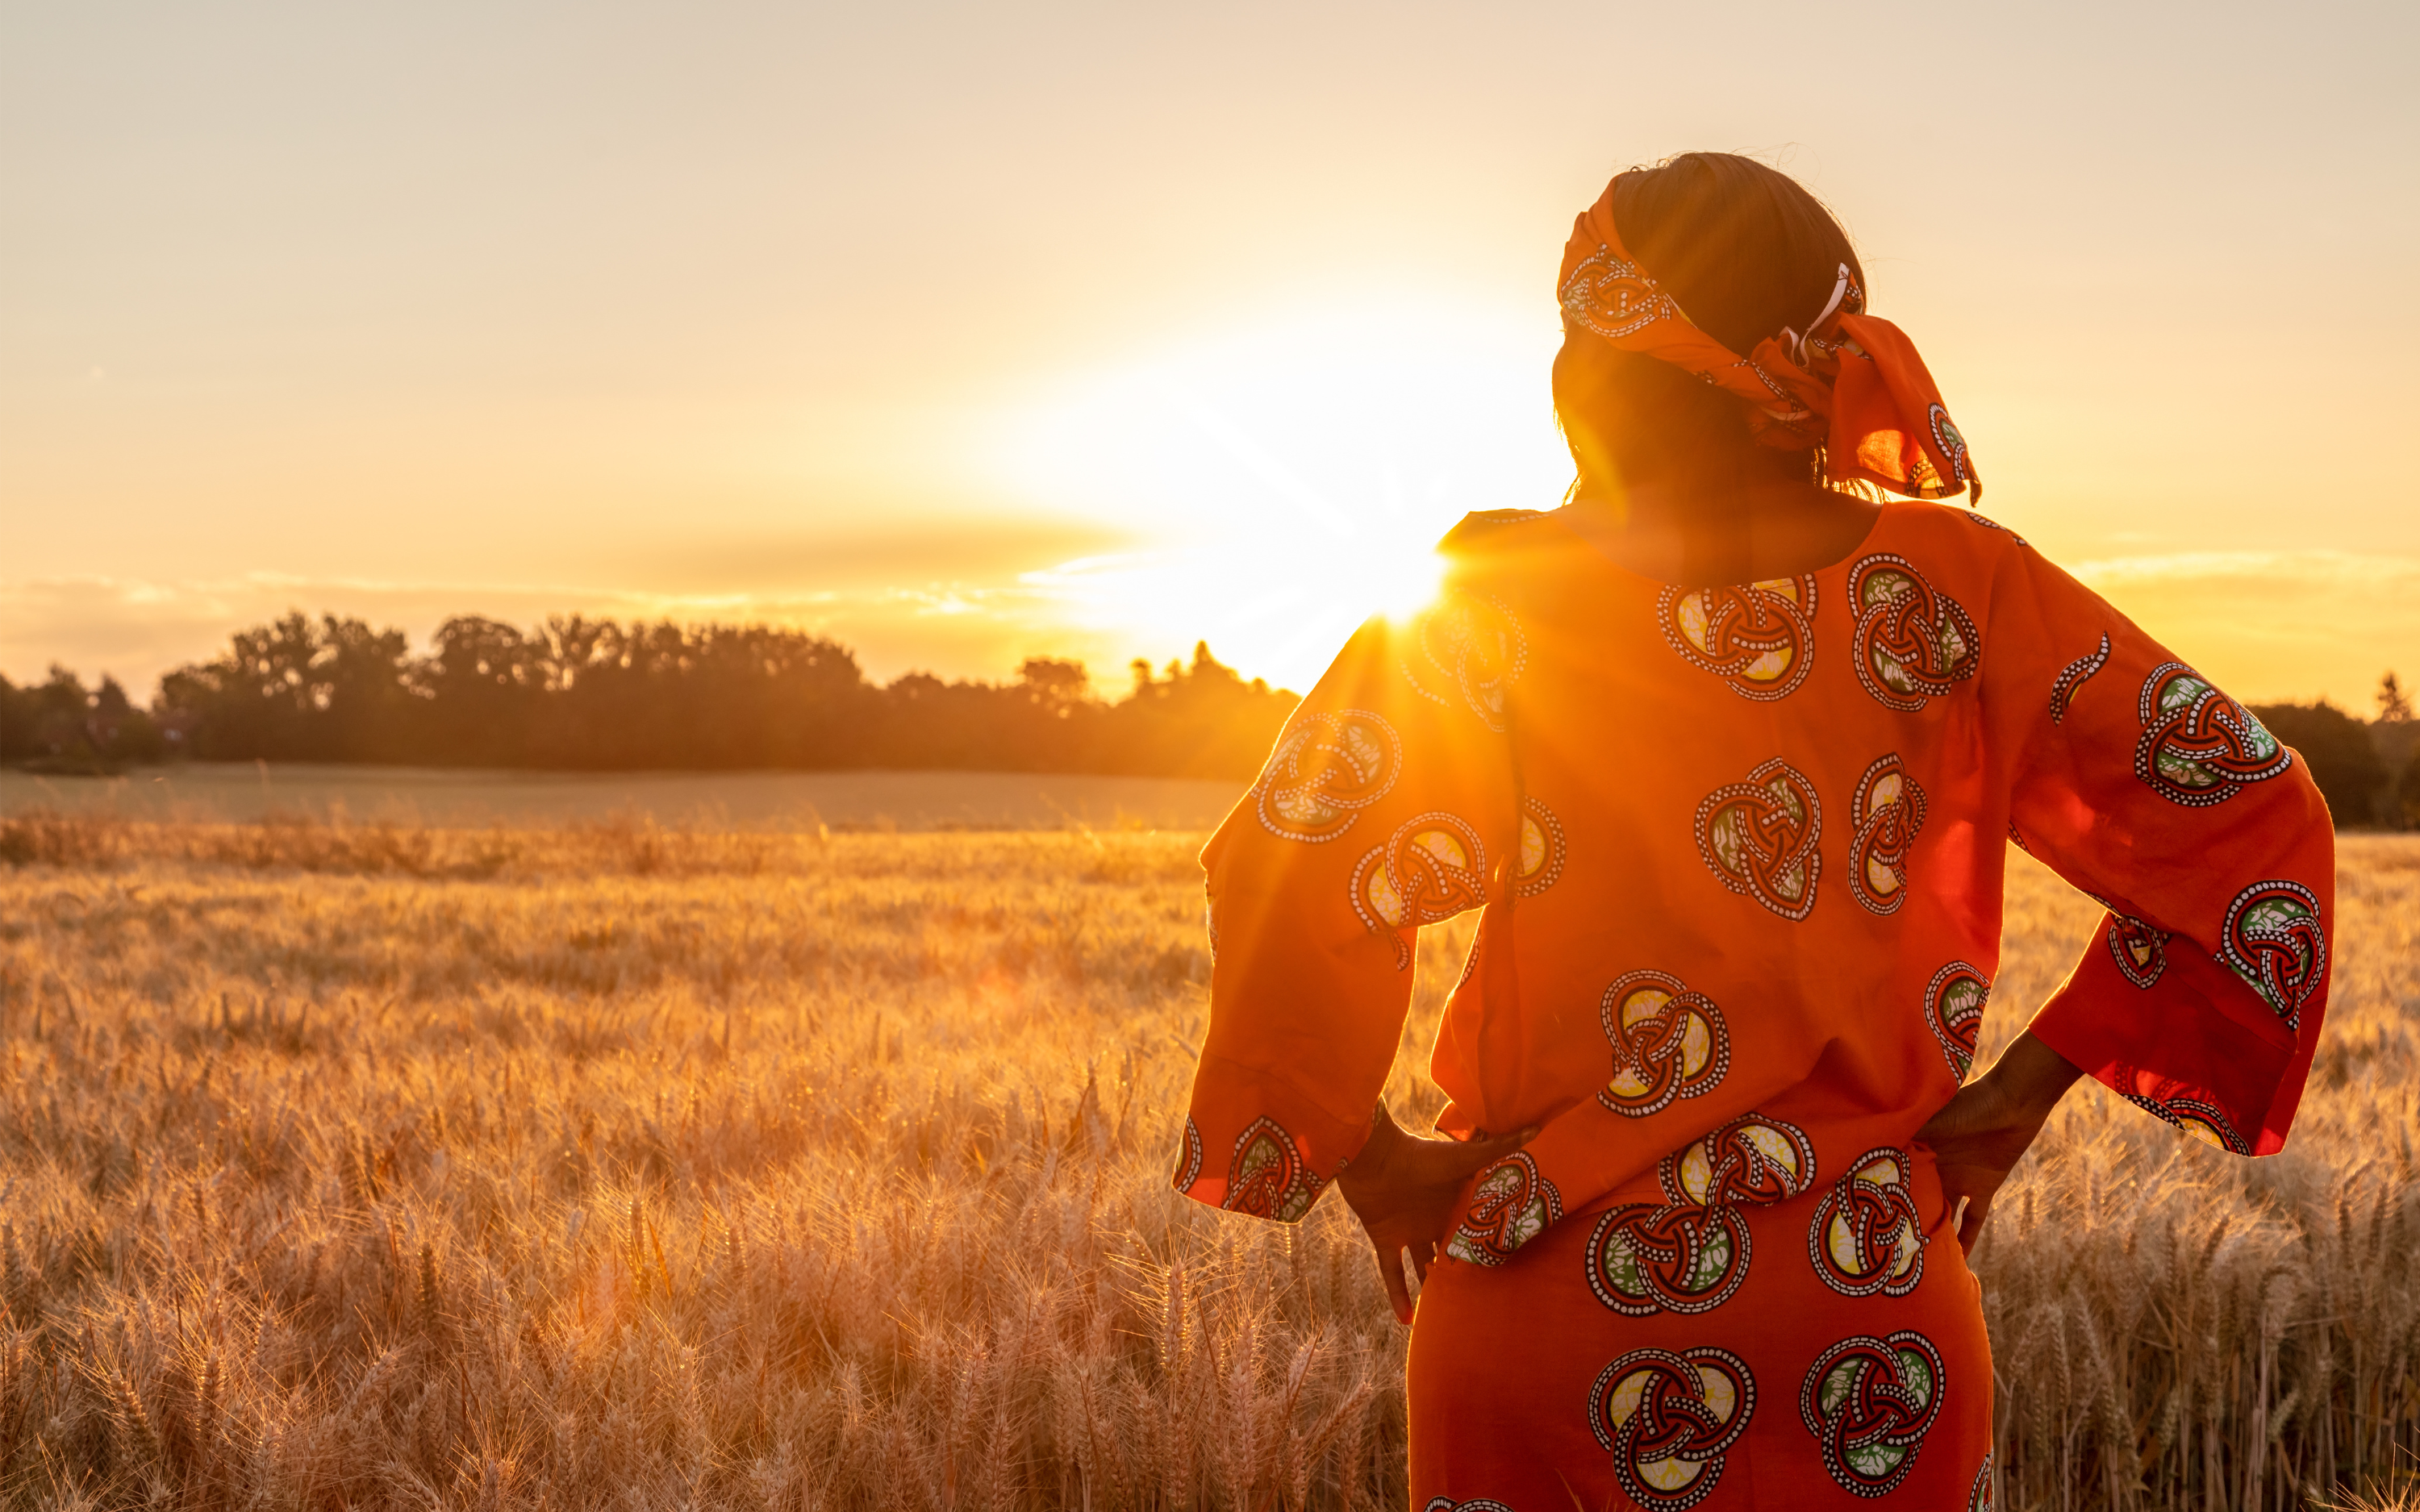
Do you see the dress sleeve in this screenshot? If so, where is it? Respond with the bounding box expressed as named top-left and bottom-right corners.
top-left (1174, 587), bottom-right (1524, 1220)
top-left (1981, 538), bottom-right (2335, 1155)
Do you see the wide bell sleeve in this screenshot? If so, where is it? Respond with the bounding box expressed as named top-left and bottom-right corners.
top-left (1982, 537), bottom-right (2335, 1155)
top-left (1174, 589), bottom-right (1523, 1221)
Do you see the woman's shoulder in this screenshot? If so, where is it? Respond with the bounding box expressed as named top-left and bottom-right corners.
top-left (1436, 508), bottom-right (1562, 556)
top-left (1854, 499), bottom-right (2047, 604)
top-left (1428, 498), bottom-right (2048, 598)
top-left (1429, 507), bottom-right (1592, 598)
top-left (1871, 497), bottom-right (2030, 556)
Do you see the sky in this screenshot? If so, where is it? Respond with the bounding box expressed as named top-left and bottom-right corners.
top-left (4, 0), bottom-right (2417, 708)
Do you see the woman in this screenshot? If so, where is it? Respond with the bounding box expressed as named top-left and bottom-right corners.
top-left (1173, 152), bottom-right (2334, 1510)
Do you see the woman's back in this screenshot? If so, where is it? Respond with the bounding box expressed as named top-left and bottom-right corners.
top-left (1189, 493), bottom-right (2322, 1201)
top-left (1170, 152), bottom-right (2334, 1510)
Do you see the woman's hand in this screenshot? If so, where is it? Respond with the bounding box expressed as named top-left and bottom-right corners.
top-left (1336, 1103), bottom-right (1538, 1325)
top-left (1914, 1031), bottom-right (2084, 1256)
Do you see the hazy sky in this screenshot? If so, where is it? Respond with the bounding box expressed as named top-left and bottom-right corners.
top-left (5, 0), bottom-right (2416, 704)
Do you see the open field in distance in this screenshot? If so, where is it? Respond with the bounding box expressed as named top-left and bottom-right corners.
top-left (0, 765), bottom-right (1250, 834)
top-left (0, 812), bottom-right (2413, 1510)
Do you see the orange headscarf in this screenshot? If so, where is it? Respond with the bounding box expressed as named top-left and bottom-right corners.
top-left (1558, 184), bottom-right (1979, 502)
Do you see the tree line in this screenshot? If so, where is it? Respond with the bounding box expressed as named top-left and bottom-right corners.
top-left (2255, 685), bottom-right (2420, 831)
top-left (0, 611), bottom-right (1300, 781)
top-left (6, 613), bottom-right (2420, 823)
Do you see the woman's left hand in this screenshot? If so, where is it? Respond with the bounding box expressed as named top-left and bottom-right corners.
top-left (1914, 1030), bottom-right (2083, 1256)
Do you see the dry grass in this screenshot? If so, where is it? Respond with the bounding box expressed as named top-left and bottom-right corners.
top-left (0, 809), bottom-right (2413, 1510)
top-left (0, 808), bottom-right (828, 878)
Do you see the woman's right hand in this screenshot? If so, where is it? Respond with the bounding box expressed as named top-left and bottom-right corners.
top-left (1335, 1103), bottom-right (1539, 1324)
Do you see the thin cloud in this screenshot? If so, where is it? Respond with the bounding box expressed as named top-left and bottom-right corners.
top-left (2071, 550), bottom-right (2420, 587)
top-left (2067, 552), bottom-right (2420, 707)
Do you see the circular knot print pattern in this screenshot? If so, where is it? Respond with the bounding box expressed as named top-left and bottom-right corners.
top-left (1251, 710), bottom-right (1400, 842)
top-left (1444, 1152), bottom-right (1563, 1267)
top-left (1848, 554), bottom-right (1981, 711)
top-left (1800, 1331), bottom-right (1948, 1497)
top-left (1402, 592), bottom-right (1528, 731)
top-left (1586, 1200), bottom-right (1752, 1318)
top-left (1423, 1501), bottom-right (1517, 1512)
top-left (1515, 797), bottom-right (1567, 898)
top-left (1659, 1113), bottom-right (1819, 1208)
top-left (2116, 1068), bottom-right (2252, 1154)
top-left (2133, 662), bottom-right (2292, 806)
top-left (2049, 632), bottom-right (2111, 724)
top-left (1848, 753), bottom-right (1928, 914)
top-left (1808, 1149), bottom-right (1926, 1298)
top-left (1587, 1347), bottom-right (1756, 1510)
top-left (1695, 758), bottom-right (1823, 921)
top-left (1559, 247), bottom-right (1684, 340)
top-left (1658, 577), bottom-right (1817, 701)
top-left (1171, 1116), bottom-right (1204, 1193)
top-left (1970, 1453), bottom-right (1996, 1512)
top-left (1350, 812), bottom-right (1489, 968)
top-left (1924, 961), bottom-right (1990, 1080)
top-left (1927, 403), bottom-right (1972, 483)
top-left (1220, 1117), bottom-right (1320, 1223)
top-left (2105, 910), bottom-right (2170, 989)
top-left (1961, 510), bottom-right (2025, 545)
top-left (2220, 879), bottom-right (2326, 1027)
top-left (1598, 969), bottom-right (1730, 1118)
top-left (2162, 1099), bottom-right (2250, 1153)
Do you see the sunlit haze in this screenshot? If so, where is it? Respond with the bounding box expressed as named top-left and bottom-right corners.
top-left (999, 300), bottom-right (1555, 683)
top-left (5, 1), bottom-right (2416, 704)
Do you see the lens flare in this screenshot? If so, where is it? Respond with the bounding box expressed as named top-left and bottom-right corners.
top-left (996, 298), bottom-right (1567, 688)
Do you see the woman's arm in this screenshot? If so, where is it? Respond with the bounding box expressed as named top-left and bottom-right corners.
top-left (1337, 1105), bottom-right (1539, 1323)
top-left (1970, 529), bottom-right (2332, 1164)
top-left (1174, 589), bottom-right (1526, 1225)
top-left (1913, 1031), bottom-right (2083, 1255)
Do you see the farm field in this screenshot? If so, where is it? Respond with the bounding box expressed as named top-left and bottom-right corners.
top-left (0, 812), bottom-right (2414, 1511)
top-left (0, 764), bottom-right (1250, 834)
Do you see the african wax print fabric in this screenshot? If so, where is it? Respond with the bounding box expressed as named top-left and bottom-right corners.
top-left (1174, 500), bottom-right (2334, 1510)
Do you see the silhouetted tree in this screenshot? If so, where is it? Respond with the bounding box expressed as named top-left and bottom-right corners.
top-left (2249, 699), bottom-right (2387, 827)
top-left (418, 617), bottom-right (536, 765)
top-left (2380, 671), bottom-right (2413, 723)
top-left (157, 612), bottom-right (416, 762)
top-left (0, 671), bottom-right (42, 762)
top-left (1098, 641), bottom-right (1297, 777)
top-left (0, 666), bottom-right (165, 770)
top-left (35, 612), bottom-right (1301, 780)
top-left (526, 621), bottom-right (874, 769)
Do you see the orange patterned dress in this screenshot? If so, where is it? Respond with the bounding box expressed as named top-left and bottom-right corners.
top-left (1174, 499), bottom-right (2334, 1510)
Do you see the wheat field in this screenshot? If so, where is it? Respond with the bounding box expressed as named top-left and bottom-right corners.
top-left (0, 811), bottom-right (2413, 1511)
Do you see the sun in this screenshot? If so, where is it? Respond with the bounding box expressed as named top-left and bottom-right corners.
top-left (997, 295), bottom-right (1567, 688)
top-left (1357, 531), bottom-right (1450, 623)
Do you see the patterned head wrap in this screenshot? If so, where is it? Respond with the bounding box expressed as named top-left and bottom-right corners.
top-left (1558, 181), bottom-right (1979, 502)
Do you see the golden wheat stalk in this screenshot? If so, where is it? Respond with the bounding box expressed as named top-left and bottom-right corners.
top-left (0, 810), bottom-right (2410, 1510)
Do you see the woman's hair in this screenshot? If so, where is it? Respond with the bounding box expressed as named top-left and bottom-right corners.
top-left (1554, 152), bottom-right (1865, 498)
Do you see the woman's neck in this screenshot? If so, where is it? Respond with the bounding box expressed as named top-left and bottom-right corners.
top-left (1557, 477), bottom-right (1885, 587)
